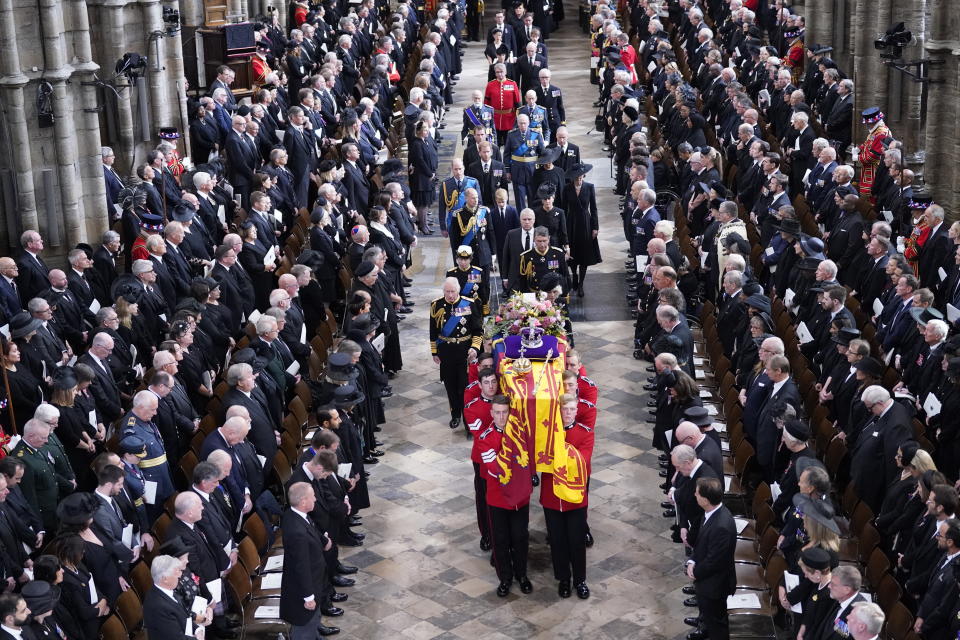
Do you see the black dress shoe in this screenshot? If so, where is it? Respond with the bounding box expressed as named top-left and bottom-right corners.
top-left (682, 585), bottom-right (696, 595)
top-left (373, 426), bottom-right (382, 432)
top-left (659, 470), bottom-right (668, 477)
top-left (496, 581), bottom-right (510, 597)
top-left (362, 456), bottom-right (379, 464)
top-left (584, 531), bottom-right (594, 547)
top-left (686, 630), bottom-right (706, 640)
top-left (317, 624), bottom-right (340, 636)
top-left (348, 516), bottom-right (362, 525)
top-left (659, 481), bottom-right (670, 491)
top-left (660, 501), bottom-right (673, 509)
top-left (480, 536), bottom-right (491, 551)
top-left (398, 306), bottom-right (413, 314)
top-left (332, 575), bottom-right (355, 587)
top-left (575, 582), bottom-right (590, 599)
top-left (643, 384), bottom-right (657, 391)
top-left (381, 389), bottom-right (393, 398)
top-left (337, 564), bottom-right (358, 574)
top-left (671, 528), bottom-right (683, 543)
top-left (374, 440), bottom-right (385, 447)
top-left (449, 417), bottom-right (461, 428)
top-left (370, 449), bottom-right (385, 457)
top-left (331, 592), bottom-right (348, 603)
top-left (658, 460), bottom-right (668, 468)
top-left (658, 453), bottom-right (669, 462)
top-left (558, 580), bottom-right (571, 598)
top-left (321, 607), bottom-right (344, 617)
top-left (663, 508), bottom-right (676, 518)
top-left (406, 301), bottom-right (416, 306)
top-left (645, 365), bottom-right (656, 372)
top-left (350, 532), bottom-right (366, 541)
top-left (684, 617), bottom-right (702, 627)
top-left (518, 576), bottom-right (533, 594)
top-left (684, 596), bottom-right (698, 607)
top-left (647, 400), bottom-right (657, 407)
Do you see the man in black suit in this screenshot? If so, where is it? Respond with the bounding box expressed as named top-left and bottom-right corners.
top-left (486, 190), bottom-right (519, 270)
top-left (685, 477), bottom-right (736, 640)
top-left (671, 444), bottom-right (720, 547)
top-left (0, 259), bottom-right (22, 324)
top-left (210, 245), bottom-right (246, 332)
top-left (224, 116), bottom-right (259, 210)
top-left (280, 479), bottom-right (341, 639)
top-left (502, 209), bottom-right (536, 292)
top-left (787, 112), bottom-right (816, 196)
top-left (465, 141), bottom-right (506, 207)
top-left (812, 565), bottom-right (867, 640)
top-left (77, 332), bottom-right (123, 423)
top-left (93, 231), bottom-right (120, 300)
top-left (207, 65), bottom-right (237, 110)
top-left (0, 593), bottom-right (34, 640)
top-left (341, 143), bottom-right (370, 216)
top-left (102, 146), bottom-right (124, 215)
top-left (917, 204), bottom-right (952, 289)
top-left (14, 230), bottom-right (49, 304)
top-left (657, 305), bottom-right (695, 376)
top-left (283, 106), bottom-right (317, 210)
top-left (826, 194), bottom-right (865, 281)
top-left (825, 80), bottom-right (854, 153)
top-left (753, 355), bottom-right (802, 482)
top-left (532, 69), bottom-right (565, 144)
top-left (190, 461), bottom-right (237, 554)
top-left (516, 42), bottom-right (547, 96)
top-left (850, 386), bottom-right (913, 512)
top-left (166, 492), bottom-right (232, 590)
top-left (855, 235), bottom-right (891, 313)
top-left (221, 363), bottom-right (280, 471)
top-left (91, 464), bottom-right (136, 573)
top-left (548, 127), bottom-right (580, 175)
top-left (675, 421), bottom-right (723, 479)
top-left (143, 554), bottom-right (204, 640)
top-left (42, 270), bottom-right (94, 353)
top-left (914, 519), bottom-right (960, 637)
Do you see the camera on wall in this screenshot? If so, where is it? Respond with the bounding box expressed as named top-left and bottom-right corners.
top-left (163, 6), bottom-right (181, 36)
top-left (874, 22), bottom-right (913, 59)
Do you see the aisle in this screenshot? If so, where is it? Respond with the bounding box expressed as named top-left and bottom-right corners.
top-left (335, 15), bottom-right (692, 640)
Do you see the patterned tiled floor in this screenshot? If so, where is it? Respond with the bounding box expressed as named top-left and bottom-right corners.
top-left (332, 17), bottom-right (693, 640)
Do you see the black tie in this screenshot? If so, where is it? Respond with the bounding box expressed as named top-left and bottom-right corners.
top-left (524, 231), bottom-right (531, 251)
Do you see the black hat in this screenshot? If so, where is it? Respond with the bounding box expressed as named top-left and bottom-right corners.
top-left (659, 369), bottom-right (678, 389)
top-left (744, 294), bottom-right (771, 314)
top-left (722, 232), bottom-right (750, 256)
top-left (741, 281), bottom-right (763, 297)
top-left (853, 357), bottom-right (884, 378)
top-left (809, 43), bottom-right (833, 55)
top-left (537, 147), bottom-right (561, 166)
top-left (799, 234), bottom-right (825, 259)
top-left (159, 536), bottom-right (192, 557)
top-left (536, 182), bottom-right (557, 200)
top-left (898, 440), bottom-right (920, 467)
top-left (831, 327), bottom-right (861, 346)
top-left (909, 306), bottom-right (944, 325)
top-left (710, 182), bottom-right (731, 200)
top-left (834, 184), bottom-right (857, 198)
top-left (381, 158), bottom-right (405, 177)
top-left (170, 203), bottom-right (196, 223)
top-left (285, 40), bottom-right (300, 51)
top-left (800, 547), bottom-right (831, 571)
top-left (333, 383), bottom-right (366, 408)
top-left (784, 419), bottom-right (811, 442)
top-left (540, 272), bottom-right (562, 291)
top-left (797, 256), bottom-right (821, 272)
top-left (355, 261), bottom-right (376, 278)
top-left (351, 313), bottom-right (379, 336)
top-left (21, 580), bottom-right (57, 615)
top-left (683, 406), bottom-right (712, 428)
top-left (622, 105), bottom-right (639, 121)
top-left (325, 352), bottom-right (359, 382)
top-left (56, 492), bottom-right (100, 526)
top-left (139, 211), bottom-right (164, 232)
top-left (318, 159), bottom-right (337, 173)
top-left (118, 435), bottom-right (147, 457)
top-left (51, 367), bottom-right (78, 391)
top-left (256, 41), bottom-right (271, 52)
top-left (158, 127), bottom-right (180, 140)
top-left (792, 494), bottom-right (840, 534)
top-left (776, 217), bottom-right (802, 236)
top-left (606, 51), bottom-right (622, 65)
top-left (567, 163), bottom-right (593, 179)
top-left (9, 312), bottom-right (42, 339)
top-left (231, 347), bottom-right (257, 366)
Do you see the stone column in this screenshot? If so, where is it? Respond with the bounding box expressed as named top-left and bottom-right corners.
top-left (98, 0), bottom-right (138, 177)
top-left (922, 0), bottom-right (960, 214)
top-left (142, 0), bottom-right (173, 135)
top-left (805, 0), bottom-right (833, 55)
top-left (851, 0), bottom-right (892, 147)
top-left (0, 0), bottom-right (38, 233)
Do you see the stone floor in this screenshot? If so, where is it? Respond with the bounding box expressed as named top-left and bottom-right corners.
top-left (333, 15), bottom-right (693, 640)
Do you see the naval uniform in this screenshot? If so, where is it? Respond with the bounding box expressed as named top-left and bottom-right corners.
top-left (461, 103), bottom-right (495, 141)
top-left (517, 245), bottom-right (568, 292)
top-left (121, 411), bottom-right (176, 519)
top-left (448, 205), bottom-right (494, 271)
top-left (516, 104), bottom-right (550, 145)
top-left (503, 128), bottom-right (545, 210)
top-left (447, 264), bottom-right (491, 315)
top-left (430, 296), bottom-right (483, 422)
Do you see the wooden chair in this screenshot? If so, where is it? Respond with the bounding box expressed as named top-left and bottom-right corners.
top-left (114, 589), bottom-right (144, 640)
top-left (225, 563), bottom-right (289, 639)
top-left (130, 561), bottom-right (153, 599)
top-left (151, 513), bottom-right (172, 543)
top-left (884, 602), bottom-right (915, 640)
top-left (99, 615), bottom-right (128, 640)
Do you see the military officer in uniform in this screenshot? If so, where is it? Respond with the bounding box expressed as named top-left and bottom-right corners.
top-left (518, 226), bottom-right (569, 293)
top-left (430, 278), bottom-right (483, 429)
top-left (11, 419), bottom-right (60, 531)
top-left (121, 391), bottom-right (175, 520)
top-left (447, 245), bottom-right (490, 315)
top-left (517, 91), bottom-right (550, 145)
top-left (532, 69), bottom-right (566, 145)
top-left (504, 114), bottom-right (545, 210)
top-left (462, 90), bottom-right (495, 142)
top-left (439, 159), bottom-right (482, 248)
top-left (484, 63), bottom-right (522, 147)
top-left (448, 188), bottom-right (494, 273)
top-left (117, 435), bottom-right (151, 536)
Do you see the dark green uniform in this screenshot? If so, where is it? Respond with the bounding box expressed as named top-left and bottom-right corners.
top-left (518, 245), bottom-right (568, 292)
top-left (43, 432), bottom-right (77, 494)
top-left (12, 439), bottom-right (60, 531)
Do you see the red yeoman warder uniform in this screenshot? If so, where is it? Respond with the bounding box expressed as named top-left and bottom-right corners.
top-left (484, 78), bottom-right (521, 138)
top-left (464, 395), bottom-right (493, 544)
top-left (540, 422), bottom-right (594, 587)
top-left (478, 424), bottom-right (532, 586)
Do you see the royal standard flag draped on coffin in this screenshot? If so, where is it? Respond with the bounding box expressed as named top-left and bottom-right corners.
top-left (495, 338), bottom-right (587, 505)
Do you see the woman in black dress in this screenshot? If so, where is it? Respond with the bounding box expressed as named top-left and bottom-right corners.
top-left (2, 333), bottom-right (44, 434)
top-left (170, 320), bottom-right (213, 412)
top-left (485, 29), bottom-right (512, 81)
top-left (48, 367), bottom-right (99, 484)
top-left (563, 163), bottom-right (601, 297)
top-left (56, 495), bottom-right (127, 606)
top-left (114, 293), bottom-right (152, 370)
top-left (308, 207), bottom-right (342, 304)
top-left (54, 535), bottom-right (112, 639)
top-left (408, 119), bottom-right (439, 233)
top-left (237, 221), bottom-right (277, 310)
top-left (32, 555), bottom-right (87, 640)
top-left (191, 278), bottom-right (234, 354)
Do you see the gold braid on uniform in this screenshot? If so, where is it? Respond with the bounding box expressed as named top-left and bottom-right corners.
top-left (456, 211), bottom-right (476, 237)
top-left (429, 301), bottom-right (446, 355)
top-left (444, 185), bottom-right (460, 211)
